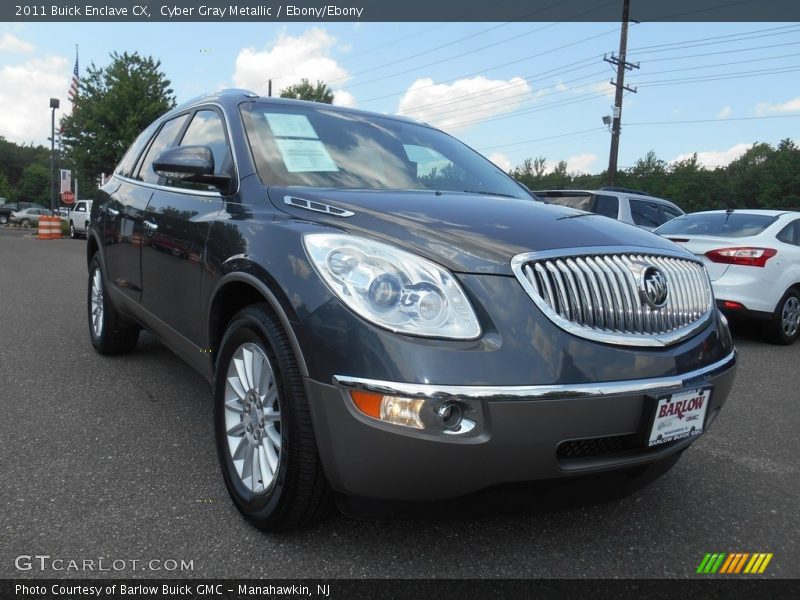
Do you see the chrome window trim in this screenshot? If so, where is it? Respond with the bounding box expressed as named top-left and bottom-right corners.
top-left (114, 100), bottom-right (240, 197)
top-left (510, 246), bottom-right (715, 347)
top-left (334, 350), bottom-right (736, 402)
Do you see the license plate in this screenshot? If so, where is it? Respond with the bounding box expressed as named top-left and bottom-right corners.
top-left (647, 388), bottom-right (711, 447)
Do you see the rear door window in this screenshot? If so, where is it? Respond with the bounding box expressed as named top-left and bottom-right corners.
top-left (629, 199), bottom-right (662, 228)
top-left (777, 220), bottom-right (799, 246)
top-left (593, 194), bottom-right (619, 218)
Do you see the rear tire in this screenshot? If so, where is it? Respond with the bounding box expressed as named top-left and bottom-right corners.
top-left (21, 218), bottom-right (30, 227)
top-left (766, 288), bottom-right (800, 345)
top-left (69, 222), bottom-right (76, 239)
top-left (87, 255), bottom-right (140, 355)
top-left (214, 304), bottom-right (332, 531)
top-left (0, 215), bottom-right (7, 225)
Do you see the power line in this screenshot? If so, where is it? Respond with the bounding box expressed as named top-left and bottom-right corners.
top-left (627, 114), bottom-right (800, 126)
top-left (356, 26), bottom-right (620, 105)
top-left (635, 65), bottom-right (800, 87)
top-left (476, 127), bottom-right (608, 151)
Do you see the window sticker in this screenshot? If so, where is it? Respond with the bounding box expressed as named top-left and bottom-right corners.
top-left (265, 114), bottom-right (319, 139)
top-left (274, 139), bottom-right (339, 173)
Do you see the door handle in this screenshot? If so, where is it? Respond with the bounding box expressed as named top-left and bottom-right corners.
top-left (143, 220), bottom-right (158, 232)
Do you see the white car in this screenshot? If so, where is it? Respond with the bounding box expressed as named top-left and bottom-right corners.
top-left (533, 188), bottom-right (685, 231)
top-left (655, 209), bottom-right (800, 344)
top-left (68, 200), bottom-right (93, 239)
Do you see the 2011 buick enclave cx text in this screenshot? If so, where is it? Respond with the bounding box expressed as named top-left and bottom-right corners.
top-left (86, 90), bottom-right (737, 531)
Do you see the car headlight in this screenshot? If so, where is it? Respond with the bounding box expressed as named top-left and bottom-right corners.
top-left (303, 233), bottom-right (481, 339)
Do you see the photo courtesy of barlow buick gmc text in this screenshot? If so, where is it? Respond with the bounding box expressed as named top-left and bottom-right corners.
top-left (2, 0), bottom-right (800, 597)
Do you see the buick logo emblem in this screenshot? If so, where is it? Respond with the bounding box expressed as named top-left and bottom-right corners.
top-left (640, 266), bottom-right (669, 308)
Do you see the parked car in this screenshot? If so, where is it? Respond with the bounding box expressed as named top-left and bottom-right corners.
top-left (655, 209), bottom-right (800, 344)
top-left (10, 206), bottom-right (52, 226)
top-left (86, 90), bottom-right (736, 531)
top-left (533, 188), bottom-right (684, 230)
top-left (0, 201), bottom-right (41, 224)
top-left (68, 200), bottom-right (93, 238)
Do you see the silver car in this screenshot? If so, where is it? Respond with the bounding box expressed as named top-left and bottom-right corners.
top-left (10, 207), bottom-right (52, 226)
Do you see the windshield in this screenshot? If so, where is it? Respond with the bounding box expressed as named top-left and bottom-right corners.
top-left (655, 212), bottom-right (778, 237)
top-left (240, 103), bottom-right (528, 199)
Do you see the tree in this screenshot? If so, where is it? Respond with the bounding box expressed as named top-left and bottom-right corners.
top-left (60, 51), bottom-right (176, 191)
top-left (0, 172), bottom-right (13, 200)
top-left (17, 163), bottom-right (50, 205)
top-left (279, 79), bottom-right (335, 104)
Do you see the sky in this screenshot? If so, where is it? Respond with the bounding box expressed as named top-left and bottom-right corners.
top-left (0, 19), bottom-right (799, 175)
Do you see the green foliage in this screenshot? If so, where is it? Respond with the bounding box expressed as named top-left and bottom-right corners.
top-left (0, 172), bottom-right (13, 200)
top-left (0, 137), bottom-right (50, 201)
top-left (17, 163), bottom-right (50, 205)
top-left (60, 51), bottom-right (176, 191)
top-left (279, 79), bottom-right (335, 104)
top-left (511, 141), bottom-right (800, 211)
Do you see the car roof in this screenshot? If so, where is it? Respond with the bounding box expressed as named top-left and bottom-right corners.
top-left (166, 88), bottom-right (426, 128)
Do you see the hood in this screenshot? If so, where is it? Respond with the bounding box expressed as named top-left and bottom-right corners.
top-left (268, 187), bottom-right (684, 275)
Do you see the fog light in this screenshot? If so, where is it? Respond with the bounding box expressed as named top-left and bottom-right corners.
top-left (437, 402), bottom-right (463, 430)
top-left (350, 391), bottom-right (425, 429)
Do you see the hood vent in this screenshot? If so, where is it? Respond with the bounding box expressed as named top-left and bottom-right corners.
top-left (284, 196), bottom-right (354, 218)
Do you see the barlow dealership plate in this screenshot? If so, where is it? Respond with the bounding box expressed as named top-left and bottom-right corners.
top-left (647, 388), bottom-right (711, 447)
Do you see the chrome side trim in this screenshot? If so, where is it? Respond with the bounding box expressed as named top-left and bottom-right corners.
top-left (333, 350), bottom-right (736, 402)
top-left (284, 195), bottom-right (354, 217)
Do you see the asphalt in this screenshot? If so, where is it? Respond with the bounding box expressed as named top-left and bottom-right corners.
top-left (1, 227), bottom-right (798, 579)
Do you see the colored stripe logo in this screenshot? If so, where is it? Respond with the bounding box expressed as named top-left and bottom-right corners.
top-left (697, 553), bottom-right (773, 574)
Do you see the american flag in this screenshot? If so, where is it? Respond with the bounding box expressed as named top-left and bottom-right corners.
top-left (68, 46), bottom-right (79, 102)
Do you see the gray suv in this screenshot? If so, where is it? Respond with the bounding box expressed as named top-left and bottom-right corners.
top-left (534, 188), bottom-right (684, 230)
top-left (86, 90), bottom-right (736, 531)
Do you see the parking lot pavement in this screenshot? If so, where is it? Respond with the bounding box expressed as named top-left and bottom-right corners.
top-left (1, 232), bottom-right (798, 579)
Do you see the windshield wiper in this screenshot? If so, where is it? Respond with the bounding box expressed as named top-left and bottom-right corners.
top-left (460, 189), bottom-right (520, 199)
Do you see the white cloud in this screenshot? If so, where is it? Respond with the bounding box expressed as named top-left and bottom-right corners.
top-left (0, 33), bottom-right (34, 54)
top-left (332, 89), bottom-right (356, 108)
top-left (396, 76), bottom-right (532, 132)
top-left (233, 28), bottom-right (353, 102)
top-left (755, 96), bottom-right (800, 115)
top-left (0, 56), bottom-right (70, 144)
top-left (565, 153), bottom-right (598, 174)
top-left (488, 152), bottom-right (512, 172)
top-left (717, 106), bottom-right (732, 119)
top-left (671, 143), bottom-right (750, 169)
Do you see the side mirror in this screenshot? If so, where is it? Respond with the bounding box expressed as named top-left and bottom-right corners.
top-left (153, 145), bottom-right (231, 192)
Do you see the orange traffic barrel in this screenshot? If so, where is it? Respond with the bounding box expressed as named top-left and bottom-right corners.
top-left (38, 216), bottom-right (62, 240)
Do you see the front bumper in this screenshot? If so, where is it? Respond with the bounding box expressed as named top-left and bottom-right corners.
top-left (306, 351), bottom-right (737, 501)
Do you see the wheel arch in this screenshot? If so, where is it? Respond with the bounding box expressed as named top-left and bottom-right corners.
top-left (207, 272), bottom-right (309, 379)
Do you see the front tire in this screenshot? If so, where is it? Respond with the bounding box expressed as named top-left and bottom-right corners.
top-left (0, 215), bottom-right (7, 225)
top-left (767, 288), bottom-right (800, 345)
top-left (87, 255), bottom-right (140, 354)
top-left (214, 304), bottom-right (331, 531)
top-left (21, 218), bottom-right (30, 227)
top-left (69, 222), bottom-right (76, 239)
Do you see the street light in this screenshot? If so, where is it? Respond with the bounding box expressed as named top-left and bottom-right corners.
top-left (49, 98), bottom-right (60, 213)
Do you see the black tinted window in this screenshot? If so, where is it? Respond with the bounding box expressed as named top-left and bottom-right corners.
top-left (179, 110), bottom-right (231, 175)
top-left (594, 194), bottom-right (619, 218)
top-left (630, 199), bottom-right (661, 227)
top-left (777, 221), bottom-right (798, 245)
top-left (136, 114), bottom-right (190, 184)
top-left (115, 121), bottom-right (159, 178)
top-left (661, 205), bottom-right (683, 222)
top-left (655, 213), bottom-right (779, 237)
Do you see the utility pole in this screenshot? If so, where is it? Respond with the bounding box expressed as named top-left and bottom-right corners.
top-left (268, 79), bottom-right (272, 97)
top-left (605, 0), bottom-right (638, 187)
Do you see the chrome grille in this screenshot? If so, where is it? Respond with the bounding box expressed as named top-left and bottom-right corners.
top-left (511, 249), bottom-right (714, 347)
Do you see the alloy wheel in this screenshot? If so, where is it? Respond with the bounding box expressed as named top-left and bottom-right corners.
top-left (224, 342), bottom-right (282, 494)
top-left (90, 269), bottom-right (104, 338)
top-left (781, 295), bottom-right (800, 338)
